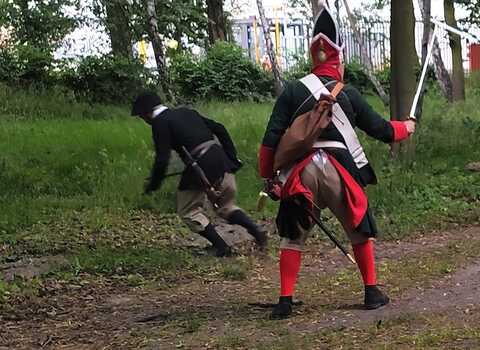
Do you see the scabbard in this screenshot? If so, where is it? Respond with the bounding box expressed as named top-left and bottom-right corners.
top-left (182, 146), bottom-right (220, 207)
top-left (294, 198), bottom-right (356, 265)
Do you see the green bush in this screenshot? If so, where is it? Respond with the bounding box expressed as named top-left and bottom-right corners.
top-left (283, 56), bottom-right (312, 81)
top-left (467, 71), bottom-right (480, 98)
top-left (170, 42), bottom-right (274, 101)
top-left (0, 50), bottom-right (19, 82)
top-left (283, 57), bottom-right (391, 94)
top-left (343, 60), bottom-right (391, 93)
top-left (375, 63), bottom-right (391, 92)
top-left (344, 59), bottom-right (373, 90)
top-left (62, 55), bottom-right (156, 104)
top-left (0, 46), bottom-right (55, 87)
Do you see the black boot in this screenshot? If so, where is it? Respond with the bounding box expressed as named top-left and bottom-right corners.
top-left (364, 285), bottom-right (390, 310)
top-left (228, 210), bottom-right (268, 250)
top-left (270, 296), bottom-right (293, 320)
top-left (198, 224), bottom-right (232, 257)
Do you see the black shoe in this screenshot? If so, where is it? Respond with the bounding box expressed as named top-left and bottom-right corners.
top-left (215, 245), bottom-right (233, 257)
top-left (227, 210), bottom-right (268, 250)
top-left (270, 296), bottom-right (293, 320)
top-left (364, 285), bottom-right (390, 310)
top-left (256, 234), bottom-right (268, 252)
top-left (252, 229), bottom-right (268, 252)
top-left (199, 224), bottom-right (232, 258)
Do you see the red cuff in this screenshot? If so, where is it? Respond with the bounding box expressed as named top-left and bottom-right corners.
top-left (390, 121), bottom-right (409, 142)
top-left (258, 145), bottom-right (275, 178)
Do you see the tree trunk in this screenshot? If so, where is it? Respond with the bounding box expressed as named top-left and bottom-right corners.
top-left (420, 0), bottom-right (431, 65)
top-left (418, 0), bottom-right (453, 103)
top-left (341, 0), bottom-right (389, 105)
top-left (334, 0), bottom-right (342, 31)
top-left (310, 0), bottom-right (321, 18)
top-left (103, 0), bottom-right (133, 58)
top-left (206, 0), bottom-right (227, 44)
top-left (390, 0), bottom-right (417, 156)
top-left (144, 0), bottom-right (167, 101)
top-left (432, 40), bottom-right (453, 102)
top-left (256, 0), bottom-right (283, 96)
top-left (444, 0), bottom-right (465, 101)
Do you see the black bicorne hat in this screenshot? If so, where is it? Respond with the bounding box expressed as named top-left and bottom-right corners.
top-left (312, 4), bottom-right (342, 51)
top-left (131, 92), bottom-right (162, 116)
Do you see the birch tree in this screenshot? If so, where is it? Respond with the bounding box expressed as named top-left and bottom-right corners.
top-left (144, 0), bottom-right (167, 100)
top-left (311, 0), bottom-right (321, 17)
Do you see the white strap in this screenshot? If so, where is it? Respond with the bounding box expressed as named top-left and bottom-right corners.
top-left (300, 74), bottom-right (369, 169)
top-left (299, 74), bottom-right (330, 100)
top-left (312, 140), bottom-right (347, 150)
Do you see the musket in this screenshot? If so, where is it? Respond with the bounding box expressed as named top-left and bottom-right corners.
top-left (258, 190), bottom-right (355, 264)
top-left (181, 146), bottom-right (220, 208)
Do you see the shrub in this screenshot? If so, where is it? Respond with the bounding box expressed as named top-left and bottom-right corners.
top-left (467, 71), bottom-right (480, 98)
top-left (0, 46), bottom-right (55, 87)
top-left (170, 42), bottom-right (274, 101)
top-left (0, 49), bottom-right (19, 82)
top-left (283, 57), bottom-right (391, 94)
top-left (374, 63), bottom-right (391, 92)
top-left (283, 55), bottom-right (312, 81)
top-left (62, 55), bottom-right (157, 104)
top-left (169, 51), bottom-right (204, 100)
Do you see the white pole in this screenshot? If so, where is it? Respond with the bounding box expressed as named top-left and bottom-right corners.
top-left (410, 27), bottom-right (438, 119)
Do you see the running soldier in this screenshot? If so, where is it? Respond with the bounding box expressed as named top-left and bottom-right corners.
top-left (258, 6), bottom-right (416, 318)
top-left (132, 92), bottom-right (267, 257)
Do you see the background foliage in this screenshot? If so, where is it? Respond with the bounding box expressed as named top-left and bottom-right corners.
top-left (62, 55), bottom-right (156, 104)
top-left (170, 42), bottom-right (274, 101)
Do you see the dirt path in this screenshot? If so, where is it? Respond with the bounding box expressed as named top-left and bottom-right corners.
top-left (290, 257), bottom-right (480, 331)
top-left (1, 226), bottom-right (480, 349)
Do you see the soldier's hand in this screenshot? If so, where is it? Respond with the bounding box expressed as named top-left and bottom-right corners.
top-left (235, 158), bottom-right (243, 170)
top-left (405, 119), bottom-right (416, 135)
top-left (264, 178), bottom-right (282, 201)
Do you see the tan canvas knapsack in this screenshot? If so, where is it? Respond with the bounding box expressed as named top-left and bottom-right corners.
top-left (273, 82), bottom-right (344, 172)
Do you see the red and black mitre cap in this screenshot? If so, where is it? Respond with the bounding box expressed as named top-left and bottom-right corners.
top-left (131, 92), bottom-right (162, 116)
top-left (312, 5), bottom-right (342, 51)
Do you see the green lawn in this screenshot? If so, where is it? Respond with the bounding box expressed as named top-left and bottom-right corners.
top-left (1, 81), bottom-right (480, 349)
top-left (1, 83), bottom-right (479, 242)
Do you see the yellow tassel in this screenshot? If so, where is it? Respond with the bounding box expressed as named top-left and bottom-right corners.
top-left (256, 191), bottom-right (269, 212)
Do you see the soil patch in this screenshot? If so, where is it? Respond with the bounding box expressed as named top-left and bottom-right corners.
top-left (1, 226), bottom-right (480, 349)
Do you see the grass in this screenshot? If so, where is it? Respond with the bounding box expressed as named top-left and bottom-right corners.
top-left (247, 314), bottom-right (480, 349)
top-left (1, 77), bottom-right (480, 348)
top-left (71, 246), bottom-right (196, 275)
top-left (219, 256), bottom-right (253, 281)
top-left (1, 81), bottom-right (479, 242)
